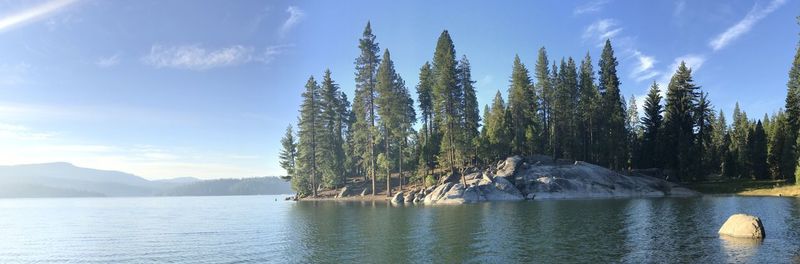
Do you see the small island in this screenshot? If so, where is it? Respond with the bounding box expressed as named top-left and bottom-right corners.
top-left (279, 21), bottom-right (800, 202)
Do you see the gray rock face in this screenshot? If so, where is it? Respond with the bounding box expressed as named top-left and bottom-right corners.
top-left (418, 156), bottom-right (699, 205)
top-left (495, 156), bottom-right (524, 181)
top-left (719, 214), bottom-right (765, 239)
top-left (391, 191), bottom-right (405, 205)
top-left (360, 187), bottom-right (370, 196)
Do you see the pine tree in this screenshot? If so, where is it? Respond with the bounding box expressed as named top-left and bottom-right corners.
top-left (416, 62), bottom-right (437, 177)
top-left (711, 110), bottom-right (728, 174)
top-left (577, 52), bottom-right (599, 163)
top-left (279, 125), bottom-right (298, 178)
top-left (695, 92), bottom-right (714, 179)
top-left (535, 47), bottom-right (554, 154)
top-left (598, 40), bottom-right (627, 169)
top-left (296, 76), bottom-right (323, 196)
top-left (639, 82), bottom-right (663, 168)
top-left (626, 95), bottom-right (641, 168)
top-left (768, 111), bottom-right (794, 180)
top-left (458, 55), bottom-right (480, 165)
top-left (431, 30), bottom-right (462, 177)
top-left (749, 121), bottom-right (769, 180)
top-left (375, 49), bottom-right (404, 196)
top-left (731, 103), bottom-right (750, 178)
top-left (353, 22), bottom-right (381, 195)
top-left (508, 55), bottom-right (536, 156)
top-left (786, 17), bottom-right (800, 184)
top-left (552, 58), bottom-right (578, 159)
top-left (483, 91), bottom-right (512, 161)
top-left (319, 69), bottom-right (346, 188)
top-left (663, 62), bottom-right (699, 181)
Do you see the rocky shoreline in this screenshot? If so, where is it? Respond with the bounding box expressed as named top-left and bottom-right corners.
top-left (296, 155), bottom-right (700, 204)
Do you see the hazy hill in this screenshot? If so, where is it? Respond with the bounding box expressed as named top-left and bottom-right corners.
top-left (160, 177), bottom-right (294, 196)
top-left (0, 162), bottom-right (291, 198)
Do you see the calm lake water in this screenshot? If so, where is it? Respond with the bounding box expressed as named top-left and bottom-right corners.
top-left (1, 195), bottom-right (800, 263)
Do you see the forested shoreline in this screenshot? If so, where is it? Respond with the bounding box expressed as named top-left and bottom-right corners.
top-left (280, 20), bottom-right (800, 197)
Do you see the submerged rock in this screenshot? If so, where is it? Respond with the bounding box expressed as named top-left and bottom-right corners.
top-left (719, 214), bottom-right (765, 239)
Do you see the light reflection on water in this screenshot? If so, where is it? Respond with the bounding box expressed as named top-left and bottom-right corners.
top-left (0, 195), bottom-right (798, 263)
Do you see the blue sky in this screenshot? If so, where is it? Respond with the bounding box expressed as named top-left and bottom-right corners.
top-left (0, 0), bottom-right (797, 179)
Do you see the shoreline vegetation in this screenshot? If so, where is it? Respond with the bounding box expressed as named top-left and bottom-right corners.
top-left (280, 20), bottom-right (800, 201)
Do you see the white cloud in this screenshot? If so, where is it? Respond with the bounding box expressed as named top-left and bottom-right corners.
top-left (709, 0), bottom-right (786, 51)
top-left (629, 50), bottom-right (661, 83)
top-left (142, 44), bottom-right (254, 71)
top-left (574, 0), bottom-right (610, 15)
top-left (583, 19), bottom-right (622, 46)
top-left (0, 122), bottom-right (54, 141)
top-left (95, 54), bottom-right (120, 68)
top-left (0, 0), bottom-right (79, 33)
top-left (257, 44), bottom-right (292, 64)
top-left (280, 6), bottom-right (305, 37)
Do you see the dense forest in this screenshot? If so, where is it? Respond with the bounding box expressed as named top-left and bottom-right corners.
top-left (280, 20), bottom-right (800, 197)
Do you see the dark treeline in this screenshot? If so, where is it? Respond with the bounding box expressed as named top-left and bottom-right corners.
top-left (280, 20), bottom-right (800, 197)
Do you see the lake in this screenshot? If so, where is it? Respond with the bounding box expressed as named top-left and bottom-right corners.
top-left (1, 195), bottom-right (799, 263)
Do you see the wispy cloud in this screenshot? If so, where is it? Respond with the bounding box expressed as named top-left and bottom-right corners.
top-left (142, 44), bottom-right (254, 71)
top-left (709, 0), bottom-right (786, 51)
top-left (583, 19), bottom-right (622, 46)
top-left (142, 44), bottom-right (291, 70)
top-left (95, 54), bottom-right (120, 68)
top-left (280, 6), bottom-right (305, 37)
top-left (574, 0), bottom-right (610, 15)
top-left (673, 1), bottom-right (687, 17)
top-left (0, 0), bottom-right (79, 33)
top-left (0, 122), bottom-right (54, 141)
top-left (258, 44), bottom-right (292, 64)
top-left (630, 50), bottom-right (660, 82)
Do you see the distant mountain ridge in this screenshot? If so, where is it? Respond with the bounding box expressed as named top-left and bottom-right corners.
top-left (0, 162), bottom-right (292, 198)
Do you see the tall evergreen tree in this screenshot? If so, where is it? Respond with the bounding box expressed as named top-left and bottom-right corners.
top-left (375, 49), bottom-right (405, 196)
top-left (768, 111), bottom-right (794, 180)
top-left (626, 95), bottom-right (641, 168)
top-left (663, 62), bottom-right (699, 181)
top-left (279, 125), bottom-right (298, 178)
top-left (458, 55), bottom-right (480, 165)
top-left (749, 121), bottom-right (769, 180)
top-left (508, 55), bottom-right (537, 156)
top-left (431, 30), bottom-right (463, 178)
top-left (577, 52), bottom-right (599, 162)
top-left (711, 110), bottom-right (728, 174)
top-left (416, 62), bottom-right (437, 176)
top-left (482, 91), bottom-right (512, 161)
top-left (639, 82), bottom-right (663, 168)
top-left (296, 76), bottom-right (323, 196)
top-left (597, 40), bottom-right (627, 169)
top-left (353, 22), bottom-right (381, 195)
top-left (695, 92), bottom-right (714, 179)
top-left (319, 70), bottom-right (346, 188)
top-left (785, 17), bottom-right (800, 184)
top-left (552, 58), bottom-right (578, 159)
top-left (535, 47), bottom-right (554, 154)
top-left (731, 103), bottom-right (750, 178)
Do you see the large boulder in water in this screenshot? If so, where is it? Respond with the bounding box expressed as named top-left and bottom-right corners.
top-left (718, 214), bottom-right (765, 239)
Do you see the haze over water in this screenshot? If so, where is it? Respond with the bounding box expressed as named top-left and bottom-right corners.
top-left (1, 195), bottom-right (799, 263)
